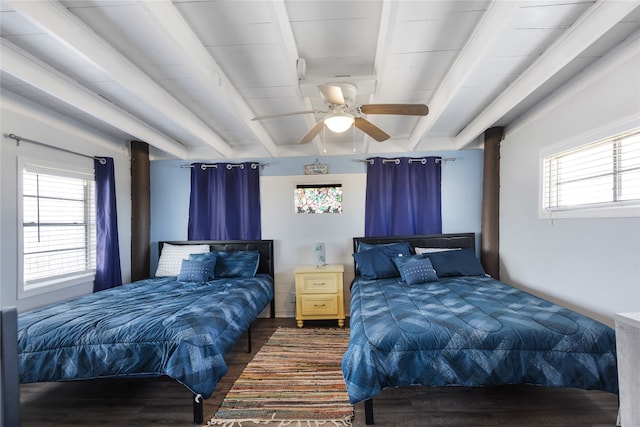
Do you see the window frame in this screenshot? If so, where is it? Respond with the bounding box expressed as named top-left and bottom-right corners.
top-left (538, 122), bottom-right (640, 219)
top-left (17, 156), bottom-right (97, 299)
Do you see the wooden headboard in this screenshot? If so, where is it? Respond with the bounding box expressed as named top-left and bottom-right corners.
top-left (352, 233), bottom-right (476, 273)
top-left (159, 240), bottom-right (275, 318)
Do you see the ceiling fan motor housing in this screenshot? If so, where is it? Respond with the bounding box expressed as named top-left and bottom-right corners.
top-left (333, 83), bottom-right (357, 107)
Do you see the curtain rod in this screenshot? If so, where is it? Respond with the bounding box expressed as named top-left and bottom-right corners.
top-left (180, 162), bottom-right (270, 170)
top-left (5, 133), bottom-right (107, 164)
top-left (356, 157), bottom-right (456, 164)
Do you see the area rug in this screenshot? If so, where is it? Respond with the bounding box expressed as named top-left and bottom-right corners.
top-left (208, 327), bottom-right (353, 427)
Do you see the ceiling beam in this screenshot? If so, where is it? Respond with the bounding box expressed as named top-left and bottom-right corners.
top-left (268, 1), bottom-right (313, 108)
top-left (139, 0), bottom-right (280, 157)
top-left (364, 0), bottom-right (397, 153)
top-left (508, 28), bottom-right (640, 139)
top-left (408, 0), bottom-right (521, 151)
top-left (267, 0), bottom-right (322, 154)
top-left (2, 89), bottom-right (130, 156)
top-left (7, 0), bottom-right (232, 158)
top-left (1, 38), bottom-right (187, 159)
top-left (454, 0), bottom-right (640, 149)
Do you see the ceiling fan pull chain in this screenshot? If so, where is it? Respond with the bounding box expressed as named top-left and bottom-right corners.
top-left (322, 125), bottom-right (327, 154)
top-left (352, 125), bottom-right (356, 153)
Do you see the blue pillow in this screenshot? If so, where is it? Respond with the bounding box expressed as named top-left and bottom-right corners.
top-left (393, 255), bottom-right (439, 285)
top-left (356, 242), bottom-right (376, 252)
top-left (177, 259), bottom-right (211, 282)
top-left (352, 242), bottom-right (412, 280)
top-left (423, 248), bottom-right (485, 277)
top-left (357, 241), bottom-right (410, 253)
top-left (214, 250), bottom-right (260, 278)
top-left (188, 252), bottom-right (217, 279)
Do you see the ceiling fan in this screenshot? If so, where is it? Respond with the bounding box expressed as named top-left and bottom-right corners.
top-left (252, 83), bottom-right (429, 144)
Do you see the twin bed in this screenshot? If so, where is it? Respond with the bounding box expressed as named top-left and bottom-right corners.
top-left (342, 233), bottom-right (618, 424)
top-left (18, 239), bottom-right (274, 424)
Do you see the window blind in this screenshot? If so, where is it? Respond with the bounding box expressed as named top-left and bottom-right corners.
top-left (22, 167), bottom-right (96, 288)
top-left (543, 130), bottom-right (640, 211)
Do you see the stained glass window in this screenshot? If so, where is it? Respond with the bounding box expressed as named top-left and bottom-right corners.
top-left (295, 184), bottom-right (342, 214)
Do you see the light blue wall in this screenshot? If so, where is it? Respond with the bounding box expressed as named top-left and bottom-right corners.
top-left (150, 150), bottom-right (484, 316)
top-left (150, 151), bottom-right (483, 246)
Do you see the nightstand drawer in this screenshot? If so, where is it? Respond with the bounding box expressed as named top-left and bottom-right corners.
top-left (300, 274), bottom-right (338, 293)
top-left (300, 295), bottom-right (338, 316)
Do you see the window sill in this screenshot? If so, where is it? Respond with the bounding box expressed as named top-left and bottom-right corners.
top-left (20, 272), bottom-right (96, 299)
top-left (539, 204), bottom-right (640, 219)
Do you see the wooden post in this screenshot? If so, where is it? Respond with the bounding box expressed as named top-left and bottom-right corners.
top-left (130, 141), bottom-right (150, 281)
top-left (481, 127), bottom-right (503, 279)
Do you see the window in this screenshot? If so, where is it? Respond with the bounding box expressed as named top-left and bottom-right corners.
top-left (295, 184), bottom-right (343, 214)
top-left (21, 163), bottom-right (96, 294)
top-left (542, 129), bottom-right (640, 216)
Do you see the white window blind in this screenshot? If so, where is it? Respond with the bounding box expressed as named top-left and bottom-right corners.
top-left (22, 165), bottom-right (96, 290)
top-left (543, 129), bottom-right (640, 212)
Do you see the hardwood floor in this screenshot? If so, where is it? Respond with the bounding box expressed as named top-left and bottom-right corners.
top-left (19, 318), bottom-right (619, 427)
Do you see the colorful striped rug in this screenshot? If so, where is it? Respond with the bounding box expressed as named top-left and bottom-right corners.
top-left (208, 327), bottom-right (353, 427)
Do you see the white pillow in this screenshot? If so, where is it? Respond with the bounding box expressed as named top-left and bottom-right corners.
top-left (415, 247), bottom-right (461, 254)
top-left (155, 244), bottom-right (210, 277)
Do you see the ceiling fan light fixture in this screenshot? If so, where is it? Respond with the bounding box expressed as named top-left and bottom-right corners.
top-left (324, 112), bottom-right (354, 133)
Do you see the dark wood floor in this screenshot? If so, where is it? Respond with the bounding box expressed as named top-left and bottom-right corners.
top-left (19, 318), bottom-right (619, 427)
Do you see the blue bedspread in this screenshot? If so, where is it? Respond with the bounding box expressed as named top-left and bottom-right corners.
top-left (18, 274), bottom-right (273, 399)
top-left (342, 275), bottom-right (618, 404)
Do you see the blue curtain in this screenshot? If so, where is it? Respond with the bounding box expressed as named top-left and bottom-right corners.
top-left (94, 157), bottom-right (122, 292)
top-left (188, 162), bottom-right (262, 240)
top-left (364, 156), bottom-right (442, 236)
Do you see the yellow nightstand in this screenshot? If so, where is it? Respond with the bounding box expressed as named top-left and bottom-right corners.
top-left (295, 264), bottom-right (345, 328)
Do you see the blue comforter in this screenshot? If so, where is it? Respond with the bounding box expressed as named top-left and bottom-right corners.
top-left (18, 274), bottom-right (273, 399)
top-left (342, 275), bottom-right (618, 404)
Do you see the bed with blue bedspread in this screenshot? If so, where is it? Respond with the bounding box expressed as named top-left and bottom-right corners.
top-left (342, 234), bottom-right (618, 424)
top-left (18, 240), bottom-right (274, 423)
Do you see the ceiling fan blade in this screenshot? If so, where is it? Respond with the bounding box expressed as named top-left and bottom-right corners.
top-left (252, 110), bottom-right (320, 121)
top-left (298, 121), bottom-right (325, 144)
top-left (360, 104), bottom-right (429, 116)
top-left (318, 84), bottom-right (345, 105)
top-left (354, 117), bottom-right (390, 142)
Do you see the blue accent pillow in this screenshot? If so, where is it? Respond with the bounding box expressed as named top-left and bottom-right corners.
top-left (352, 242), bottom-right (412, 280)
top-left (423, 248), bottom-right (486, 277)
top-left (177, 259), bottom-right (211, 282)
top-left (393, 255), bottom-right (439, 285)
top-left (188, 252), bottom-right (217, 279)
top-left (214, 250), bottom-right (260, 278)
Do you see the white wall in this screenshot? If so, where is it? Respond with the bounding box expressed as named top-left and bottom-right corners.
top-left (261, 173), bottom-right (366, 317)
top-left (0, 92), bottom-right (132, 312)
top-left (500, 46), bottom-right (640, 326)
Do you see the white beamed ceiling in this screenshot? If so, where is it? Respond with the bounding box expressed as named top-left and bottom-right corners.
top-left (1, 0), bottom-right (639, 159)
